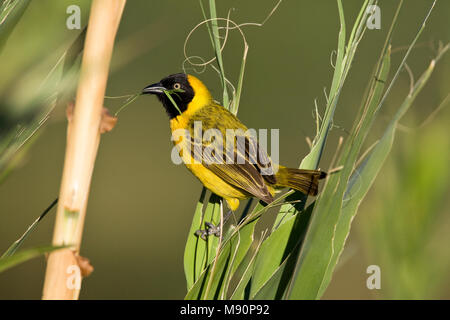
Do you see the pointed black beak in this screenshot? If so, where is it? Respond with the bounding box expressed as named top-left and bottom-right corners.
top-left (142, 82), bottom-right (166, 95)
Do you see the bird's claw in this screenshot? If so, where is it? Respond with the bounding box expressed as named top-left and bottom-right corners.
top-left (195, 222), bottom-right (220, 240)
top-left (205, 222), bottom-right (220, 237)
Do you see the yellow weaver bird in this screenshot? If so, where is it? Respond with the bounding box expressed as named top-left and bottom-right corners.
top-left (142, 73), bottom-right (326, 238)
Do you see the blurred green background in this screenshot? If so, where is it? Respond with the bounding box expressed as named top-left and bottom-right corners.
top-left (0, 0), bottom-right (449, 299)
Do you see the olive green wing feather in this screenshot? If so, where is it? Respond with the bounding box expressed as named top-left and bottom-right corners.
top-left (188, 105), bottom-right (275, 204)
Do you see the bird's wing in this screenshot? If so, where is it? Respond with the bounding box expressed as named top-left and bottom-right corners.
top-left (188, 105), bottom-right (276, 204)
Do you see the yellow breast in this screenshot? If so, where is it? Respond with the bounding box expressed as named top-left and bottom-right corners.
top-left (169, 76), bottom-right (251, 205)
top-left (170, 124), bottom-right (249, 202)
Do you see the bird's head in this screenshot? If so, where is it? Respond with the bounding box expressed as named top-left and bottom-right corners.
top-left (142, 73), bottom-right (212, 118)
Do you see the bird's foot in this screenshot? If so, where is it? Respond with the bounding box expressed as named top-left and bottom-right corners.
top-left (195, 210), bottom-right (234, 240)
top-left (195, 222), bottom-right (220, 240)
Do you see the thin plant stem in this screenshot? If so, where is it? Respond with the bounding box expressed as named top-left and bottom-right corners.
top-left (42, 0), bottom-right (126, 300)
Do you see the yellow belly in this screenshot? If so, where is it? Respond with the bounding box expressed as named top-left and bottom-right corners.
top-left (185, 162), bottom-right (250, 201)
top-left (171, 129), bottom-right (248, 210)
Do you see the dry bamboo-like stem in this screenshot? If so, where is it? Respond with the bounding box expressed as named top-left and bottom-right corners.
top-left (42, 0), bottom-right (126, 300)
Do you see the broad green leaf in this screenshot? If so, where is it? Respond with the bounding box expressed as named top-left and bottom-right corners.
top-left (251, 250), bottom-right (297, 300)
top-left (185, 235), bottom-right (231, 300)
top-left (185, 193), bottom-right (255, 298)
top-left (185, 205), bottom-right (259, 300)
top-left (196, 240), bottom-right (232, 300)
top-left (250, 203), bottom-right (313, 297)
top-left (184, 264), bottom-right (211, 300)
top-left (272, 191), bottom-right (306, 230)
top-left (201, 217), bottom-right (258, 300)
top-left (184, 187), bottom-right (206, 289)
top-left (204, 195), bottom-right (221, 266)
top-left (0, 27), bottom-right (85, 180)
top-left (184, 189), bottom-right (222, 290)
top-left (184, 183), bottom-right (290, 299)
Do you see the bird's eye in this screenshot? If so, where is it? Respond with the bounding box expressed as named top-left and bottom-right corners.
top-left (173, 83), bottom-right (181, 90)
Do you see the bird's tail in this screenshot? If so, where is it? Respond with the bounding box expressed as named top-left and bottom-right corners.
top-left (273, 166), bottom-right (326, 196)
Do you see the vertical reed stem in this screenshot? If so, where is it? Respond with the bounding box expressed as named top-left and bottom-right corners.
top-left (42, 0), bottom-right (126, 300)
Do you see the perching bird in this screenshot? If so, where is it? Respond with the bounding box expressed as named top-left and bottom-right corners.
top-left (142, 73), bottom-right (325, 238)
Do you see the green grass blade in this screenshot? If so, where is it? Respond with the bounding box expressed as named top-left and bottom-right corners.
top-left (314, 46), bottom-right (391, 297)
top-left (274, 0), bottom-right (371, 228)
top-left (185, 262), bottom-right (210, 299)
top-left (327, 0), bottom-right (347, 102)
top-left (317, 58), bottom-right (438, 298)
top-left (300, 0), bottom-right (372, 171)
top-left (286, 42), bottom-right (390, 300)
top-left (0, 0), bottom-right (30, 52)
top-left (229, 44), bottom-right (248, 115)
top-left (208, 0), bottom-right (229, 108)
top-left (198, 0), bottom-right (214, 47)
top-left (286, 2), bottom-right (441, 296)
top-left (1, 198), bottom-right (58, 258)
top-left (184, 0), bottom-right (233, 295)
top-left (0, 245), bottom-right (65, 273)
